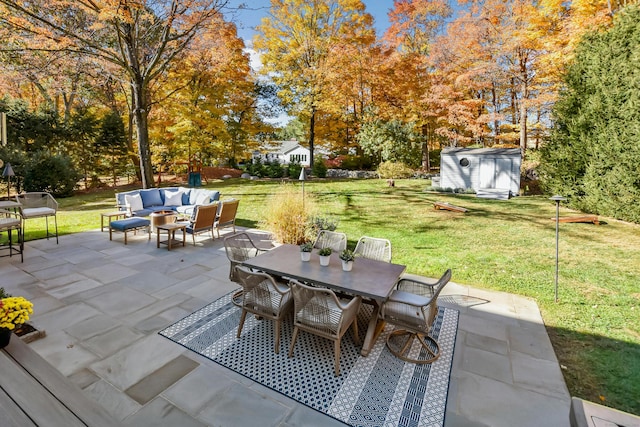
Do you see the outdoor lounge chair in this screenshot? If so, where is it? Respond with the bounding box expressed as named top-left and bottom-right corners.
top-left (0, 208), bottom-right (23, 262)
top-left (184, 203), bottom-right (218, 244)
top-left (313, 230), bottom-right (347, 252)
top-left (234, 265), bottom-right (293, 354)
top-left (354, 235), bottom-right (391, 263)
top-left (381, 269), bottom-right (452, 364)
top-left (288, 280), bottom-right (361, 376)
top-left (214, 198), bottom-right (239, 238)
top-left (16, 192), bottom-right (58, 244)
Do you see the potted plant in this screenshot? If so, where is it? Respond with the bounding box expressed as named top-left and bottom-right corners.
top-left (318, 247), bottom-right (332, 266)
top-left (300, 242), bottom-right (313, 261)
top-left (339, 249), bottom-right (355, 271)
top-left (0, 294), bottom-right (34, 348)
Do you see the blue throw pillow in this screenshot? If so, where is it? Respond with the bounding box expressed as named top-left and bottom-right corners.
top-left (140, 189), bottom-right (162, 207)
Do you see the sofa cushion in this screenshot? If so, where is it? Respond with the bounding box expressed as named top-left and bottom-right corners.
top-left (110, 217), bottom-right (150, 231)
top-left (181, 190), bottom-right (191, 205)
top-left (125, 194), bottom-right (144, 212)
top-left (140, 189), bottom-right (162, 207)
top-left (176, 205), bottom-right (196, 216)
top-left (164, 190), bottom-right (183, 207)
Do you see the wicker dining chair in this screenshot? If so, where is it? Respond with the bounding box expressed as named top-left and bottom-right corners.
top-left (288, 280), bottom-right (361, 376)
top-left (223, 232), bottom-right (269, 283)
top-left (353, 235), bottom-right (392, 263)
top-left (234, 266), bottom-right (293, 354)
top-left (313, 230), bottom-right (347, 252)
top-left (380, 269), bottom-right (452, 364)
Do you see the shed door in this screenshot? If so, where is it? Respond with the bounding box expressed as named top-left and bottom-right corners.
top-left (479, 158), bottom-right (496, 188)
top-left (494, 158), bottom-right (513, 189)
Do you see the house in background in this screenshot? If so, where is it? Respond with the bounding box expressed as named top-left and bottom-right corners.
top-left (252, 140), bottom-right (310, 166)
top-left (439, 147), bottom-right (522, 199)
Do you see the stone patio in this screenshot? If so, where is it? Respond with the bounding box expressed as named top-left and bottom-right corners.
top-left (0, 228), bottom-right (571, 426)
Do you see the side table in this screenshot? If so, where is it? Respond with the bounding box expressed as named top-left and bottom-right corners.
top-left (101, 211), bottom-right (127, 232)
top-left (157, 222), bottom-right (187, 251)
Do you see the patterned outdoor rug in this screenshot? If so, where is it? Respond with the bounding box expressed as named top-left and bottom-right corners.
top-left (159, 292), bottom-right (459, 427)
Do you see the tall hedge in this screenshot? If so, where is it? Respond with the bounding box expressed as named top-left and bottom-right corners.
top-left (539, 5), bottom-right (640, 223)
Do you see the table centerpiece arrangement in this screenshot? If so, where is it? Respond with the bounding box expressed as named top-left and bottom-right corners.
top-left (318, 247), bottom-right (332, 266)
top-left (339, 249), bottom-right (355, 271)
top-left (300, 242), bottom-right (313, 261)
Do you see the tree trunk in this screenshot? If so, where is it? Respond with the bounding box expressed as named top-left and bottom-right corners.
top-left (421, 124), bottom-right (430, 172)
top-left (132, 81), bottom-right (154, 189)
top-left (308, 106), bottom-right (316, 172)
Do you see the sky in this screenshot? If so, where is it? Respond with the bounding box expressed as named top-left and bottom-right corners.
top-left (222, 1), bottom-right (394, 43)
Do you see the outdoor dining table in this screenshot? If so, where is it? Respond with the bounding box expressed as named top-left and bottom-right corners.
top-left (242, 243), bottom-right (406, 356)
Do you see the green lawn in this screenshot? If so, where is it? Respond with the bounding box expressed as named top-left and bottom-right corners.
top-left (17, 178), bottom-right (640, 415)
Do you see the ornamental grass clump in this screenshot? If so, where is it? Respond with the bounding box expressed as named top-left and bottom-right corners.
top-left (0, 296), bottom-right (34, 330)
top-left (259, 183), bottom-right (318, 245)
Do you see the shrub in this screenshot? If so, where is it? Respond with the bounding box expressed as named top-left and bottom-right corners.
top-left (23, 151), bottom-right (80, 197)
top-left (312, 158), bottom-right (327, 178)
top-left (287, 161), bottom-right (302, 179)
top-left (259, 183), bottom-right (318, 244)
top-left (377, 161), bottom-right (414, 179)
top-left (265, 160), bottom-right (285, 178)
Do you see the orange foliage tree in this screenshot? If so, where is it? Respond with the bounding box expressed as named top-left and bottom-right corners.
top-left (0, 0), bottom-right (229, 188)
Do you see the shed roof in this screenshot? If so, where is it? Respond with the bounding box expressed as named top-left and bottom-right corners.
top-left (442, 147), bottom-right (521, 156)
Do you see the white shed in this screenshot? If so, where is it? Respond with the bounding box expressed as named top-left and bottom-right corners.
top-left (440, 148), bottom-right (521, 198)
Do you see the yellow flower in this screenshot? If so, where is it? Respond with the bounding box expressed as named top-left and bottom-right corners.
top-left (0, 297), bottom-right (34, 330)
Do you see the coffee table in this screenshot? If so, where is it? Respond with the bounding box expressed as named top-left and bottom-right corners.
top-left (156, 222), bottom-right (186, 251)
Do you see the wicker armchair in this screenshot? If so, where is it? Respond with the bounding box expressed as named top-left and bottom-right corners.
top-left (223, 232), bottom-right (269, 283)
top-left (288, 280), bottom-right (361, 376)
top-left (15, 192), bottom-right (58, 244)
top-left (185, 203), bottom-right (218, 244)
top-left (380, 269), bottom-right (452, 364)
top-left (0, 208), bottom-right (23, 261)
top-left (354, 236), bottom-right (391, 262)
top-left (214, 199), bottom-right (239, 238)
top-left (234, 266), bottom-right (293, 354)
top-left (313, 230), bottom-right (347, 252)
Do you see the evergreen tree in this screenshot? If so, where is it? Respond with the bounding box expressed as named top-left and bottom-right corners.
top-left (539, 5), bottom-right (640, 223)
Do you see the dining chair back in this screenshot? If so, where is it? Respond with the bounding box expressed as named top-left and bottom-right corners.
top-left (313, 230), bottom-right (347, 252)
top-left (223, 232), bottom-right (266, 282)
top-left (234, 265), bottom-right (292, 353)
top-left (288, 280), bottom-right (361, 376)
top-left (354, 236), bottom-right (391, 262)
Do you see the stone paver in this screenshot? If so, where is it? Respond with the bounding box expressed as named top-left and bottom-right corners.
top-left (0, 228), bottom-right (572, 426)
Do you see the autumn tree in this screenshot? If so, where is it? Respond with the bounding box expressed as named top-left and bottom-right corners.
top-left (379, 0), bottom-right (451, 170)
top-left (255, 0), bottom-right (373, 169)
top-left (0, 0), bottom-right (229, 188)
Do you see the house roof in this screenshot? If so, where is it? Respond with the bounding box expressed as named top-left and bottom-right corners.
top-left (261, 140), bottom-right (307, 155)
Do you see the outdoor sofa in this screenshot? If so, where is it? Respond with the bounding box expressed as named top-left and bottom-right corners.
top-left (115, 187), bottom-right (220, 218)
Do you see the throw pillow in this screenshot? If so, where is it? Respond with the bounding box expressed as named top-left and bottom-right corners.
top-left (164, 190), bottom-right (183, 207)
top-left (194, 191), bottom-right (211, 205)
top-left (140, 188), bottom-right (162, 207)
top-left (125, 194), bottom-right (143, 212)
